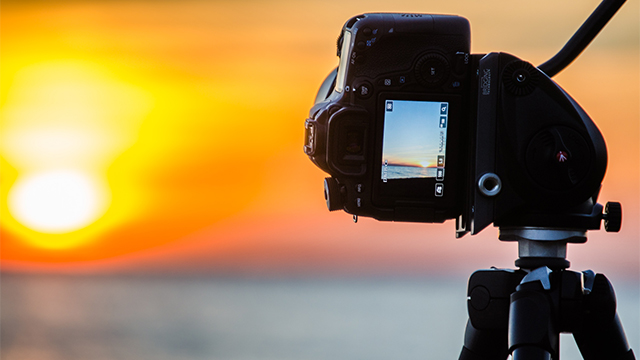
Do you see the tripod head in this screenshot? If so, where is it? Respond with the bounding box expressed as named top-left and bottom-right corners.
top-left (488, 0), bottom-right (626, 271)
top-left (497, 200), bottom-right (622, 270)
top-left (500, 226), bottom-right (590, 270)
top-left (459, 0), bottom-right (628, 238)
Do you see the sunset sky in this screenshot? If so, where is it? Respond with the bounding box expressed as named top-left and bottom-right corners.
top-left (1, 0), bottom-right (638, 279)
top-left (382, 100), bottom-right (445, 169)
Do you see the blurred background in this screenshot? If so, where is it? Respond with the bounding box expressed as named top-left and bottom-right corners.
top-left (1, 0), bottom-right (638, 359)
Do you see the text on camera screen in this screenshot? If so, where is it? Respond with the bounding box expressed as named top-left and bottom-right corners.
top-left (381, 100), bottom-right (448, 182)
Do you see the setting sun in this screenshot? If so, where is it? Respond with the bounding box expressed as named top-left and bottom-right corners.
top-left (1, 60), bottom-right (153, 249)
top-left (8, 170), bottom-right (109, 235)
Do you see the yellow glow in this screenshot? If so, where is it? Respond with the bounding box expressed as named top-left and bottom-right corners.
top-left (8, 170), bottom-right (109, 237)
top-left (1, 60), bottom-right (153, 248)
top-left (1, 61), bottom-right (153, 171)
top-left (419, 161), bottom-right (431, 168)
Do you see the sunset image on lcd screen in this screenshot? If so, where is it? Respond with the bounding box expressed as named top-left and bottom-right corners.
top-left (381, 100), bottom-right (448, 181)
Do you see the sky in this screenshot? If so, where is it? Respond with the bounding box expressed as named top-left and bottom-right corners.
top-left (1, 0), bottom-right (638, 279)
top-left (382, 100), bottom-right (445, 169)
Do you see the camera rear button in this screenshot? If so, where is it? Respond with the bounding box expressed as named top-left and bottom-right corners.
top-left (356, 198), bottom-right (362, 207)
top-left (355, 82), bottom-right (373, 99)
top-left (416, 53), bottom-right (450, 87)
top-left (454, 52), bottom-right (469, 74)
top-left (356, 183), bottom-right (364, 193)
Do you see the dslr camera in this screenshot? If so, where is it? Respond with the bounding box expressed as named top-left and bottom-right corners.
top-left (304, 13), bottom-right (615, 237)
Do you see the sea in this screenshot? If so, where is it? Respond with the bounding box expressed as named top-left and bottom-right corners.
top-left (1, 273), bottom-right (638, 360)
top-left (383, 165), bottom-right (437, 180)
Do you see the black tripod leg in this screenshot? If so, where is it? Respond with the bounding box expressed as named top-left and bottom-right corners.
top-left (573, 314), bottom-right (636, 360)
top-left (459, 269), bottom-right (525, 360)
top-left (572, 273), bottom-right (636, 360)
top-left (459, 320), bottom-right (509, 360)
top-left (509, 284), bottom-right (558, 360)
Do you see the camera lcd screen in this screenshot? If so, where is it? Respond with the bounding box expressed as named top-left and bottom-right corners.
top-left (381, 100), bottom-right (448, 181)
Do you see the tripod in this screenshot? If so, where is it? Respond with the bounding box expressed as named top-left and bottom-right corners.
top-left (458, 226), bottom-right (636, 360)
top-left (455, 1), bottom-right (634, 358)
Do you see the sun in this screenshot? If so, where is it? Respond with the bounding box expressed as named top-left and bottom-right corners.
top-left (8, 170), bottom-right (109, 234)
top-left (419, 160), bottom-right (431, 168)
top-left (1, 61), bottom-right (153, 249)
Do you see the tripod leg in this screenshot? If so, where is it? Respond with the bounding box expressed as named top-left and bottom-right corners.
top-left (460, 269), bottom-right (525, 360)
top-left (572, 273), bottom-right (636, 360)
top-left (458, 320), bottom-right (509, 360)
top-left (509, 283), bottom-right (558, 360)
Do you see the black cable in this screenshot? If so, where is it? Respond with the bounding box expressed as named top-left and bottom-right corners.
top-left (538, 0), bottom-right (626, 78)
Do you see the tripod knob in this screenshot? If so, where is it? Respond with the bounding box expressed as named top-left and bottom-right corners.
top-left (603, 202), bottom-right (622, 232)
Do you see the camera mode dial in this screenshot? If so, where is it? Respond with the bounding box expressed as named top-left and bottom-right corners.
top-left (415, 53), bottom-right (450, 87)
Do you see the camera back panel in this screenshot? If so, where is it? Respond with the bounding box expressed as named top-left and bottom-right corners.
top-left (305, 13), bottom-right (472, 223)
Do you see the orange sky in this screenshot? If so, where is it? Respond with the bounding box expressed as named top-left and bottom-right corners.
top-left (1, 0), bottom-right (638, 278)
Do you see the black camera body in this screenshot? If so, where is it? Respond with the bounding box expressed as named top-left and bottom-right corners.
top-left (304, 13), bottom-right (608, 237)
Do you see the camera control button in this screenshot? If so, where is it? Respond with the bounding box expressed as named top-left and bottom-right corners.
top-left (377, 79), bottom-right (387, 86)
top-left (356, 183), bottom-right (364, 193)
top-left (415, 53), bottom-right (450, 87)
top-left (435, 183), bottom-right (444, 197)
top-left (355, 82), bottom-right (373, 99)
top-left (362, 28), bottom-right (372, 36)
top-left (357, 41), bottom-right (366, 50)
top-left (454, 52), bottom-right (469, 74)
top-left (356, 198), bottom-right (362, 207)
